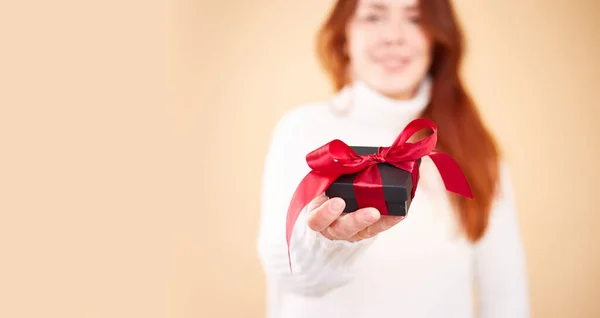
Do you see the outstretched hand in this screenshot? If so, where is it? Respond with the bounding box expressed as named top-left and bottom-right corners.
top-left (305, 193), bottom-right (405, 242)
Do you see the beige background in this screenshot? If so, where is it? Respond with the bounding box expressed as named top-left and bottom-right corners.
top-left (1, 0), bottom-right (599, 317)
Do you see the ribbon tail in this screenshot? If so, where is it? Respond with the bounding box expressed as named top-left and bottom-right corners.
top-left (286, 171), bottom-right (338, 273)
top-left (410, 164), bottom-right (420, 199)
top-left (428, 151), bottom-right (474, 199)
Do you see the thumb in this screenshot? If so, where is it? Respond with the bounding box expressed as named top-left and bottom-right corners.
top-left (306, 193), bottom-right (328, 212)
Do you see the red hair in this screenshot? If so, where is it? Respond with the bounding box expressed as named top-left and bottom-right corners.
top-left (316, 0), bottom-right (500, 242)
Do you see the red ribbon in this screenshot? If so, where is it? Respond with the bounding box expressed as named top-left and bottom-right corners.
top-left (285, 118), bottom-right (474, 272)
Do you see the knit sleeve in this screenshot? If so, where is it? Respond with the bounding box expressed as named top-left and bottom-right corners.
top-left (474, 162), bottom-right (530, 317)
top-left (256, 108), bottom-right (376, 298)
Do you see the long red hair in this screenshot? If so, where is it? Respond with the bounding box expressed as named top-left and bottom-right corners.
top-left (316, 0), bottom-right (500, 242)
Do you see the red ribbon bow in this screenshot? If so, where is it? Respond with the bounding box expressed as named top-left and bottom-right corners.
top-left (285, 118), bottom-right (474, 272)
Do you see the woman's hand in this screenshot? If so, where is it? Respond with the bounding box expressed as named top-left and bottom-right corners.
top-left (305, 193), bottom-right (405, 242)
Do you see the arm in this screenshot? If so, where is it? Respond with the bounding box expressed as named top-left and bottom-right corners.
top-left (256, 109), bottom-right (376, 298)
top-left (475, 163), bottom-right (530, 318)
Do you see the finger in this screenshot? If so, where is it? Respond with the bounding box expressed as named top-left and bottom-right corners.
top-left (323, 207), bottom-right (380, 240)
top-left (306, 197), bottom-right (346, 232)
top-left (306, 193), bottom-right (329, 212)
top-left (350, 215), bottom-right (405, 241)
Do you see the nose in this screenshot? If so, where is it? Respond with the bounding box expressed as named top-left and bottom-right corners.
top-left (380, 18), bottom-right (407, 45)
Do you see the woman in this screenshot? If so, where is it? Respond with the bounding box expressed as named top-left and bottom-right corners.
top-left (257, 0), bottom-right (529, 317)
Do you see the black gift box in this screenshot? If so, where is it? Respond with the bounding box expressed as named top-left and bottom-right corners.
top-left (324, 146), bottom-right (421, 217)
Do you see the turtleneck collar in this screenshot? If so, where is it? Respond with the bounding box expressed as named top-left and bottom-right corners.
top-left (330, 76), bottom-right (432, 128)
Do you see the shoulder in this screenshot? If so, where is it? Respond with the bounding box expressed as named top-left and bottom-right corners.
top-left (262, 102), bottom-right (334, 178)
top-left (271, 86), bottom-right (350, 137)
top-left (273, 102), bottom-right (331, 132)
top-left (484, 159), bottom-right (520, 229)
top-left (265, 88), bottom-right (351, 162)
top-left (268, 99), bottom-right (336, 145)
top-left (495, 159), bottom-right (516, 203)
top-left (263, 99), bottom-right (343, 171)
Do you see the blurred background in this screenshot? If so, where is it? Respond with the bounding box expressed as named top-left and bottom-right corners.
top-left (1, 0), bottom-right (599, 317)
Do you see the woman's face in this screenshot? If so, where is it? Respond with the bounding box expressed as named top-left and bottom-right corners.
top-left (346, 0), bottom-right (432, 99)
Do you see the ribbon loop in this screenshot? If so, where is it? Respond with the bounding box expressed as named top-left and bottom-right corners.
top-left (306, 139), bottom-right (371, 175)
top-left (386, 118), bottom-right (437, 162)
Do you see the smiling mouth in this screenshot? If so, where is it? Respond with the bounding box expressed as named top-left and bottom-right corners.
top-left (377, 58), bottom-right (409, 72)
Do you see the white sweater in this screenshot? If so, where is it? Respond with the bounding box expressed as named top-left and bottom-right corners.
top-left (257, 78), bottom-right (530, 318)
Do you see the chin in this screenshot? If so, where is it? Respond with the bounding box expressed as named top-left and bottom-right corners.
top-left (370, 78), bottom-right (418, 99)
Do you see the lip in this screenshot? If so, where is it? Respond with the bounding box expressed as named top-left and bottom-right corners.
top-left (376, 57), bottom-right (409, 72)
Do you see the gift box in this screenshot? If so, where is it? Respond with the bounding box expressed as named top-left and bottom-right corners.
top-left (284, 118), bottom-right (474, 272)
top-left (324, 146), bottom-right (421, 217)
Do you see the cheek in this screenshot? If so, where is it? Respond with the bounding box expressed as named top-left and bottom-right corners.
top-left (347, 29), bottom-right (377, 62)
top-left (408, 30), bottom-right (432, 58)
top-left (407, 32), bottom-right (433, 74)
